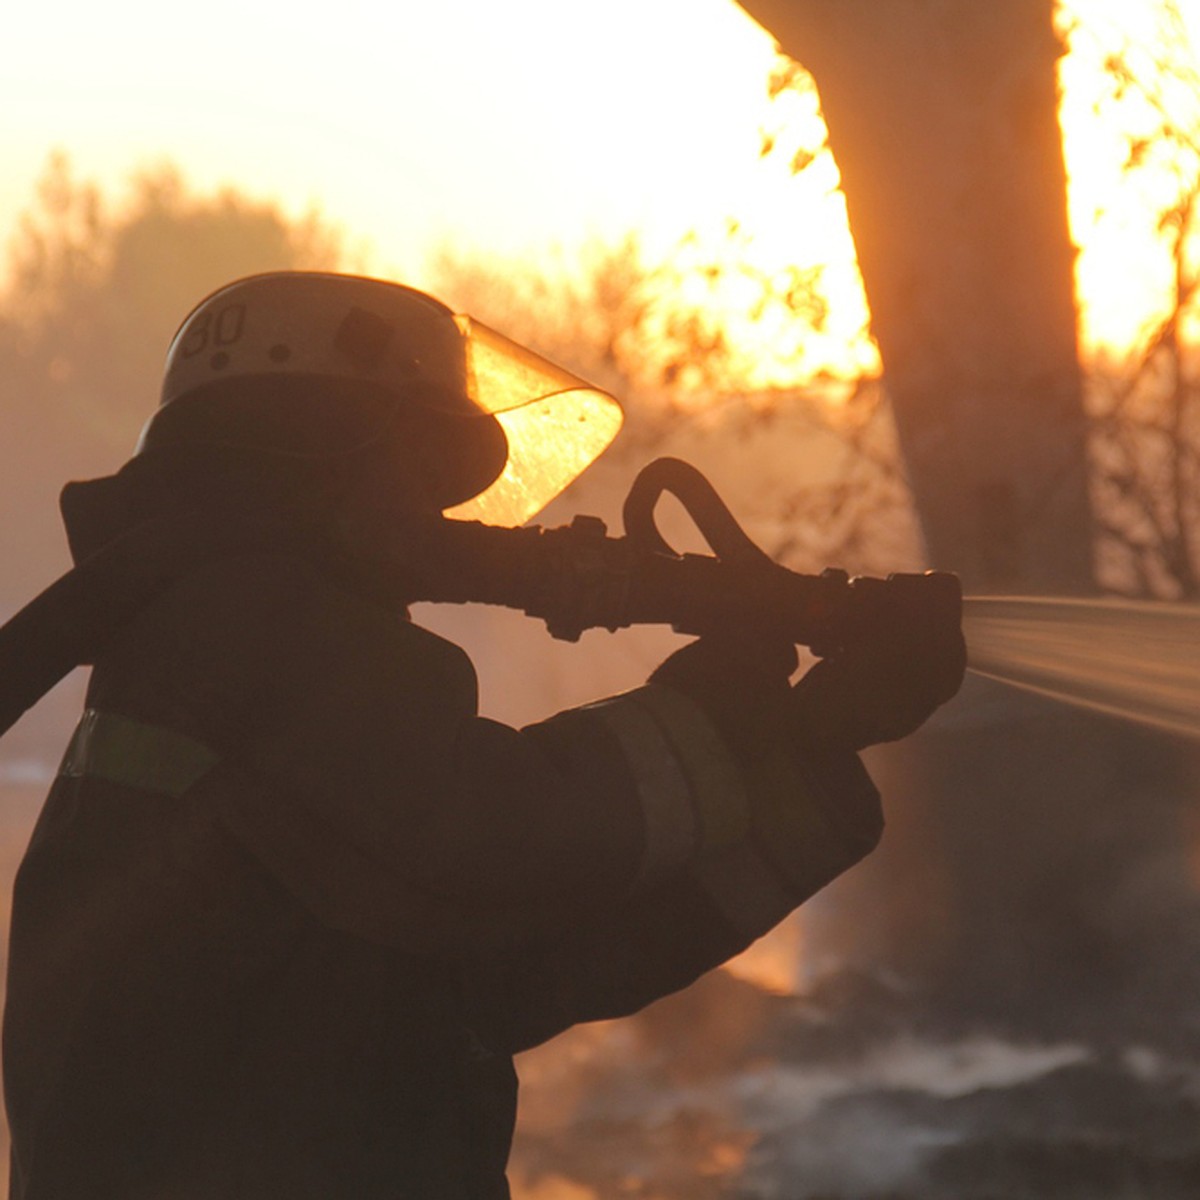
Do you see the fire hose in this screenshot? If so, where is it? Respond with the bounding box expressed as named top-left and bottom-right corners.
top-left (0, 457), bottom-right (961, 740)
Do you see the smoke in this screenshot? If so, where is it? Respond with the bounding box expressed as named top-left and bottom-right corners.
top-left (501, 600), bottom-right (1200, 1197)
top-left (509, 962), bottom-right (1200, 1198)
top-left (799, 678), bottom-right (1200, 1040)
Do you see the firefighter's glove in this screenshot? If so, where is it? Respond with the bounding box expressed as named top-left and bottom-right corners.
top-left (790, 571), bottom-right (966, 752)
top-left (650, 633), bottom-right (798, 765)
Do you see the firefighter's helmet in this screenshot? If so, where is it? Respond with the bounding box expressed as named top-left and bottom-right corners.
top-left (140, 272), bottom-right (623, 525)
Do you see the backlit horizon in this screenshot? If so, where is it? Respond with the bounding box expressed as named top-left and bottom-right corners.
top-left (4, 0), bottom-right (1198, 391)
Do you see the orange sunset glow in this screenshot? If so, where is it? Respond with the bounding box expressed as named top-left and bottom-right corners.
top-left (3, 1), bottom-right (1198, 1009)
top-left (3, 0), bottom-right (1197, 394)
top-left (2, 6), bottom-right (1200, 1198)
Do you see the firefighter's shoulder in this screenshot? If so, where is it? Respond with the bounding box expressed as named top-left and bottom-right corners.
top-left (118, 547), bottom-right (479, 754)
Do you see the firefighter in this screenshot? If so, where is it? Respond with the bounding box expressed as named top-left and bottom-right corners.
top-left (2, 272), bottom-right (965, 1199)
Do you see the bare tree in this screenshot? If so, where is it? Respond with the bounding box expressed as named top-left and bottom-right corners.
top-left (1071, 1), bottom-right (1200, 598)
top-left (431, 234), bottom-right (920, 575)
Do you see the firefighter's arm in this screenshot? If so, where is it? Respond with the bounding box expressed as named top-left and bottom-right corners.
top-left (159, 553), bottom-right (957, 957)
top-left (466, 727), bottom-right (881, 1053)
top-left (466, 586), bottom-right (966, 1052)
top-left (460, 638), bottom-right (880, 1052)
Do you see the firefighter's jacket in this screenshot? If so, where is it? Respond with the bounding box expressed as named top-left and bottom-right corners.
top-left (3, 542), bottom-right (882, 1199)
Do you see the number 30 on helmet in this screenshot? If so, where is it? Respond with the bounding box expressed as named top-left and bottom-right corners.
top-left (140, 272), bottom-right (623, 526)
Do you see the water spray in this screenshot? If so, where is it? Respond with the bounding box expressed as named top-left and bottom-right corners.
top-left (962, 596), bottom-right (1200, 740)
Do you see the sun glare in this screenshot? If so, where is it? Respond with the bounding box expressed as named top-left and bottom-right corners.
top-left (1056, 0), bottom-right (1200, 357)
top-left (3, 0), bottom-right (1196, 396)
top-left (662, 67), bottom-right (881, 397)
top-left (620, 0), bottom-right (1200, 403)
top-left (725, 913), bottom-right (807, 994)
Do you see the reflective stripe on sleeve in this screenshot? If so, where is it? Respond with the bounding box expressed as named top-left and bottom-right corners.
top-left (749, 749), bottom-right (881, 899)
top-left (60, 708), bottom-right (219, 798)
top-left (689, 837), bottom-right (798, 939)
top-left (582, 692), bottom-right (698, 886)
top-left (629, 686), bottom-right (749, 848)
top-left (581, 685), bottom-right (748, 887)
top-left (691, 749), bottom-right (879, 939)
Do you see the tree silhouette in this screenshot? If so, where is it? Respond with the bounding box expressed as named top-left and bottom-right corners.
top-left (0, 153), bottom-right (342, 609)
top-left (1070, 0), bottom-right (1200, 598)
top-left (740, 0), bottom-right (1093, 595)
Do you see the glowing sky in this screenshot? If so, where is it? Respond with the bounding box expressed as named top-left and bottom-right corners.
top-left (1057, 0), bottom-right (1200, 353)
top-left (2, 0), bottom-right (783, 279)
top-left (4, 0), bottom-right (1199, 369)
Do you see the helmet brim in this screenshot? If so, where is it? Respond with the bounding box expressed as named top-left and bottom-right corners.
top-left (447, 318), bottom-right (622, 524)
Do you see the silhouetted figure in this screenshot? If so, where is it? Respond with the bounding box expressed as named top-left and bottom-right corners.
top-left (2, 273), bottom-right (964, 1198)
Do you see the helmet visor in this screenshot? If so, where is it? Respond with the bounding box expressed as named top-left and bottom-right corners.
top-left (444, 316), bottom-right (623, 525)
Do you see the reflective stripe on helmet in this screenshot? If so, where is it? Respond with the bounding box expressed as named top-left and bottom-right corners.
top-left (580, 685), bottom-right (748, 888)
top-left (59, 709), bottom-right (219, 798)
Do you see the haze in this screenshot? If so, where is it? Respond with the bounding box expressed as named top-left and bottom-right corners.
top-left (3, 0), bottom-right (784, 280)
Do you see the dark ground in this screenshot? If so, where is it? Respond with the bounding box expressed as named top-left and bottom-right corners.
top-left (511, 966), bottom-right (1200, 1200)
